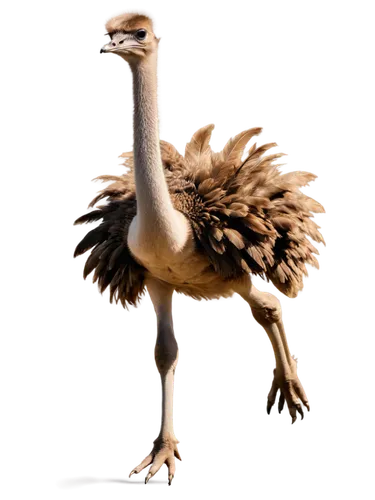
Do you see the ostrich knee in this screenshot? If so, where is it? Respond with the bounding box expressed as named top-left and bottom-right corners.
top-left (246, 286), bottom-right (296, 385)
top-left (250, 292), bottom-right (282, 327)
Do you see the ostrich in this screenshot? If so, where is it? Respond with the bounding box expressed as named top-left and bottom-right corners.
top-left (74, 13), bottom-right (325, 485)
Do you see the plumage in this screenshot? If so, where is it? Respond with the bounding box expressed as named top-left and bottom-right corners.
top-left (75, 196), bottom-right (145, 307)
top-left (75, 125), bottom-right (325, 304)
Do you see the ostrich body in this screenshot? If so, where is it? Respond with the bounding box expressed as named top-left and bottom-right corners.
top-left (74, 13), bottom-right (325, 485)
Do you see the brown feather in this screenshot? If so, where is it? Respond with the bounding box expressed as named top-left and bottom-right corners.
top-left (74, 225), bottom-right (108, 257)
top-left (246, 246), bottom-right (266, 270)
top-left (208, 234), bottom-right (225, 254)
top-left (211, 227), bottom-right (223, 241)
top-left (221, 128), bottom-right (262, 165)
top-left (185, 124), bottom-right (215, 166)
top-left (83, 242), bottom-right (106, 279)
top-left (107, 245), bottom-right (124, 270)
top-left (223, 228), bottom-right (245, 250)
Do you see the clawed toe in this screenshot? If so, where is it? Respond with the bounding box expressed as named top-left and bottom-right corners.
top-left (129, 437), bottom-right (180, 485)
top-left (287, 401), bottom-right (312, 425)
top-left (266, 391), bottom-right (285, 415)
top-left (266, 397), bottom-right (277, 415)
top-left (288, 404), bottom-right (305, 425)
top-left (129, 452), bottom-right (153, 478)
top-left (128, 470), bottom-right (143, 479)
top-left (267, 367), bottom-right (309, 424)
top-left (278, 392), bottom-right (285, 413)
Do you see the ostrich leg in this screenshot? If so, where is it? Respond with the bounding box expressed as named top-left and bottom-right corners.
top-left (239, 280), bottom-right (310, 423)
top-left (129, 279), bottom-right (181, 485)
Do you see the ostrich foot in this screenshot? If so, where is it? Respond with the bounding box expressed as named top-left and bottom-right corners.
top-left (129, 436), bottom-right (181, 485)
top-left (266, 356), bottom-right (310, 423)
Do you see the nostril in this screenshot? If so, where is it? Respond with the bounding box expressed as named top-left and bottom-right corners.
top-left (111, 42), bottom-right (116, 47)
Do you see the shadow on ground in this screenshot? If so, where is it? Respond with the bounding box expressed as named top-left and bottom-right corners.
top-left (56, 476), bottom-right (176, 491)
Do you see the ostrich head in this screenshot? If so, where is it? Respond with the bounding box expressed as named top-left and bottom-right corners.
top-left (101, 13), bottom-right (158, 62)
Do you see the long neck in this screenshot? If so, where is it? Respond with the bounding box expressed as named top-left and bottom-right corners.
top-left (130, 52), bottom-right (175, 238)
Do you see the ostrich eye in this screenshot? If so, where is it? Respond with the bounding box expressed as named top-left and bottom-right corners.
top-left (135, 29), bottom-right (147, 41)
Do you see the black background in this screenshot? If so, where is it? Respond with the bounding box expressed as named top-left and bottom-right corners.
top-left (54, 7), bottom-right (337, 491)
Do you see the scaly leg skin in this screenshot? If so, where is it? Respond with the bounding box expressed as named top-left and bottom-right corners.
top-left (239, 280), bottom-right (310, 423)
top-left (129, 279), bottom-right (181, 485)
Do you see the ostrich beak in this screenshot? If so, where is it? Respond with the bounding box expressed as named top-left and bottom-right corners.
top-left (99, 34), bottom-right (140, 55)
top-left (98, 43), bottom-right (115, 56)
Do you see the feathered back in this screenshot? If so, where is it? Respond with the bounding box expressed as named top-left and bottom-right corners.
top-left (74, 125), bottom-right (325, 306)
top-left (163, 124), bottom-right (324, 297)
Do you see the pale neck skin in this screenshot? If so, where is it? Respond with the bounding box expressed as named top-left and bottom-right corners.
top-left (127, 50), bottom-right (189, 260)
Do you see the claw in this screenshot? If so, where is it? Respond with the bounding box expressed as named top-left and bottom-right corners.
top-left (296, 405), bottom-right (304, 420)
top-left (278, 393), bottom-right (285, 413)
top-left (288, 408), bottom-right (298, 426)
top-left (168, 474), bottom-right (174, 486)
top-left (129, 470), bottom-right (136, 478)
top-left (266, 401), bottom-right (275, 415)
top-left (176, 448), bottom-right (184, 463)
top-left (145, 472), bottom-right (152, 484)
top-left (305, 402), bottom-right (310, 412)
top-left (277, 405), bottom-right (285, 415)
